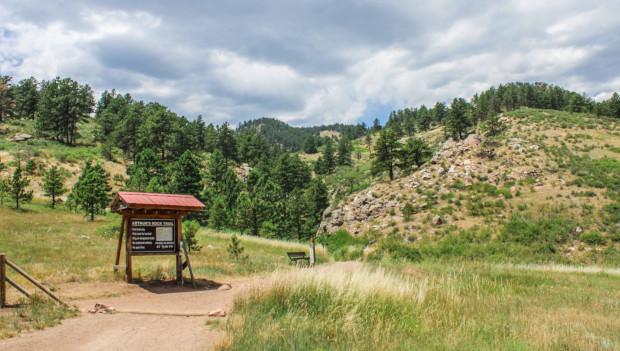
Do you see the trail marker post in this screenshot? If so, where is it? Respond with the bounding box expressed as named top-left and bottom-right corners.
top-left (111, 192), bottom-right (205, 285)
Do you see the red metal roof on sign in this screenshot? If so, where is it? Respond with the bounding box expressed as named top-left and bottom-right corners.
top-left (112, 192), bottom-right (205, 212)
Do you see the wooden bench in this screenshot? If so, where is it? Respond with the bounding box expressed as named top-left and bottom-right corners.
top-left (287, 251), bottom-right (310, 266)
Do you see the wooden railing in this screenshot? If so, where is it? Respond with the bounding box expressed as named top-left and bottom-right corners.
top-left (0, 253), bottom-right (65, 308)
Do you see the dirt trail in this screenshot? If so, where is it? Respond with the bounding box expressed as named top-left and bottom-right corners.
top-left (0, 278), bottom-right (252, 351)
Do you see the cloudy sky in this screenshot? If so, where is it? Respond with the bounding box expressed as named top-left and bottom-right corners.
top-left (1, 1), bottom-right (619, 126)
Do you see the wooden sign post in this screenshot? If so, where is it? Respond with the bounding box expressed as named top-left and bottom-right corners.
top-left (111, 192), bottom-right (205, 284)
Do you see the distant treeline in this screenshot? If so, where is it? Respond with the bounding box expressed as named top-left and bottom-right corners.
top-left (237, 117), bottom-right (367, 151)
top-left (384, 82), bottom-right (620, 138)
top-left (2, 75), bottom-right (619, 237)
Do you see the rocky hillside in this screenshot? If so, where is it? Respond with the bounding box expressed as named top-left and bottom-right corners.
top-left (0, 119), bottom-right (126, 200)
top-left (319, 108), bottom-right (620, 257)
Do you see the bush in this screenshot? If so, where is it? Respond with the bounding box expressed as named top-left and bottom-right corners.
top-left (581, 231), bottom-right (606, 246)
top-left (376, 237), bottom-right (422, 262)
top-left (227, 234), bottom-right (245, 261)
top-left (499, 213), bottom-right (575, 247)
top-left (183, 219), bottom-right (202, 252)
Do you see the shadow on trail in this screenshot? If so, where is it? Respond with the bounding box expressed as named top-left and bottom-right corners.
top-left (136, 278), bottom-right (227, 294)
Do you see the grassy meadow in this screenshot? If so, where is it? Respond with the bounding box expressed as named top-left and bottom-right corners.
top-left (218, 262), bottom-right (620, 351)
top-left (0, 201), bottom-right (324, 338)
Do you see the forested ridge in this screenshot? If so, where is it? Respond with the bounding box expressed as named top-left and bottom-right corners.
top-left (1, 74), bottom-right (619, 242)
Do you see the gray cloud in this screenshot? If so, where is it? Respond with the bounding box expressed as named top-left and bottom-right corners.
top-left (1, 0), bottom-right (619, 126)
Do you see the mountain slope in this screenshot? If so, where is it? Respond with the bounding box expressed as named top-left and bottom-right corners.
top-left (319, 108), bottom-right (620, 262)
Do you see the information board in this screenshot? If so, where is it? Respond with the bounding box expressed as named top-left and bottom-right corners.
top-left (130, 218), bottom-right (177, 254)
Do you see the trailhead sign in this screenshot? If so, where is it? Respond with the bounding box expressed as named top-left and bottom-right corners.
top-left (131, 218), bottom-right (177, 254)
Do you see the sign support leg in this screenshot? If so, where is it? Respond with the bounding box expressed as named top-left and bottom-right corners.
top-left (175, 218), bottom-right (183, 285)
top-left (1, 253), bottom-right (6, 308)
top-left (126, 220), bottom-right (133, 283)
top-left (114, 216), bottom-right (125, 272)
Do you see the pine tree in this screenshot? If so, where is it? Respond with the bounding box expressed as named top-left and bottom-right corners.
top-left (0, 177), bottom-right (10, 206)
top-left (36, 77), bottom-right (94, 145)
top-left (71, 161), bottom-right (111, 221)
top-left (227, 234), bottom-right (244, 261)
top-left (42, 165), bottom-right (67, 207)
top-left (183, 219), bottom-right (202, 252)
top-left (217, 122), bottom-right (238, 165)
top-left (208, 195), bottom-right (228, 229)
top-left (10, 163), bottom-right (32, 209)
top-left (336, 137), bottom-right (352, 166)
top-left (206, 149), bottom-right (228, 190)
top-left (170, 150), bottom-right (203, 197)
top-left (372, 118), bottom-right (382, 132)
top-left (303, 136), bottom-right (318, 154)
top-left (0, 75), bottom-right (15, 122)
top-left (371, 129), bottom-right (400, 180)
top-left (321, 139), bottom-right (336, 174)
top-left (304, 178), bottom-right (329, 229)
top-left (445, 98), bottom-right (471, 140)
top-left (13, 77), bottom-right (38, 119)
top-left (399, 138), bottom-right (432, 172)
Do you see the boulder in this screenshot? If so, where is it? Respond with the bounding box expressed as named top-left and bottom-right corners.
top-left (9, 133), bottom-right (33, 142)
top-left (432, 215), bottom-right (443, 226)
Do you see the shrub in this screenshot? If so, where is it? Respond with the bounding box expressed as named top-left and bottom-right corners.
top-left (499, 213), bottom-right (575, 247)
top-left (183, 219), bottom-right (202, 252)
top-left (227, 234), bottom-right (245, 261)
top-left (580, 231), bottom-right (606, 246)
top-left (377, 238), bottom-right (422, 262)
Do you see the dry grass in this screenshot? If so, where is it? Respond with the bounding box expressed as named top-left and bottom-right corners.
top-left (219, 261), bottom-right (620, 350)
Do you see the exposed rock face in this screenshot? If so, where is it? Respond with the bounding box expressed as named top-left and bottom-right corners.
top-left (319, 131), bottom-right (544, 236)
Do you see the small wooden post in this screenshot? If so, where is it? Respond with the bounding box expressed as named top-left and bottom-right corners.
top-left (126, 218), bottom-right (133, 283)
top-left (175, 217), bottom-right (183, 284)
top-left (1, 253), bottom-right (6, 308)
top-left (114, 216), bottom-right (126, 272)
top-left (309, 237), bottom-right (316, 266)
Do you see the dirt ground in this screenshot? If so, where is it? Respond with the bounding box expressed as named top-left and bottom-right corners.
top-left (0, 277), bottom-right (252, 351)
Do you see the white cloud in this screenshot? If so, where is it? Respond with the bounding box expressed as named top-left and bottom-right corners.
top-left (1, 0), bottom-right (619, 126)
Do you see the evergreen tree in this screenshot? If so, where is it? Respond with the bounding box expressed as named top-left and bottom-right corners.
top-left (206, 150), bottom-right (228, 191)
top-left (216, 122), bottom-right (238, 164)
top-left (208, 195), bottom-right (228, 229)
top-left (336, 137), bottom-right (352, 166)
top-left (13, 77), bottom-right (38, 119)
top-left (608, 92), bottom-right (620, 118)
top-left (372, 118), bottom-right (382, 132)
top-left (42, 165), bottom-right (67, 207)
top-left (399, 138), bottom-right (432, 172)
top-left (126, 148), bottom-right (162, 191)
top-left (0, 177), bottom-right (9, 206)
top-left (321, 139), bottom-right (336, 174)
top-left (139, 103), bottom-right (176, 160)
top-left (445, 98), bottom-right (471, 140)
top-left (303, 136), bottom-right (318, 153)
top-left (170, 150), bottom-right (203, 197)
top-left (365, 132), bottom-right (373, 152)
top-left (433, 102), bottom-right (447, 123)
top-left (273, 153), bottom-right (311, 192)
top-left (0, 75), bottom-right (15, 122)
top-left (71, 161), bottom-right (111, 221)
top-left (36, 77), bottom-right (94, 145)
top-left (286, 189), bottom-right (308, 240)
top-left (371, 129), bottom-right (400, 180)
top-left (304, 178), bottom-right (329, 229)
top-left (10, 163), bottom-right (32, 209)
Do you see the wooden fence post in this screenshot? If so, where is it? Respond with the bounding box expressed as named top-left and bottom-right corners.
top-left (1, 253), bottom-right (6, 308)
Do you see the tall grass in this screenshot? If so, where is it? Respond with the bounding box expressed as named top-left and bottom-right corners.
top-left (218, 263), bottom-right (620, 350)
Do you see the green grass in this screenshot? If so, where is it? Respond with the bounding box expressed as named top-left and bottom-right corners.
top-left (218, 262), bottom-right (620, 351)
top-left (0, 297), bottom-right (77, 339)
top-left (0, 202), bottom-right (323, 284)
